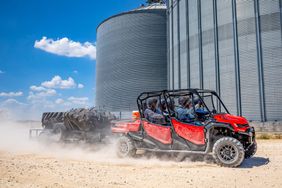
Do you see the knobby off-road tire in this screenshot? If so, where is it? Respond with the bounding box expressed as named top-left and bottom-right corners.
top-left (63, 108), bottom-right (116, 131)
top-left (116, 136), bottom-right (136, 158)
top-left (245, 140), bottom-right (257, 159)
top-left (42, 112), bottom-right (64, 129)
top-left (42, 123), bottom-right (65, 142)
top-left (39, 130), bottom-right (51, 139)
top-left (212, 137), bottom-right (245, 167)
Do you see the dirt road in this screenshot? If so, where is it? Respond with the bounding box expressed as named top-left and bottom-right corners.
top-left (0, 139), bottom-right (281, 188)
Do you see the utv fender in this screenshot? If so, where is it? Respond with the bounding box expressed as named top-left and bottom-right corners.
top-left (205, 122), bottom-right (234, 132)
top-left (204, 122), bottom-right (234, 153)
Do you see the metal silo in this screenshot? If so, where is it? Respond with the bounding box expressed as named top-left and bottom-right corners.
top-left (167, 0), bottom-right (282, 122)
top-left (96, 2), bottom-right (167, 116)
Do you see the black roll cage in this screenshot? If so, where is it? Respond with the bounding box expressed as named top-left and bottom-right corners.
top-left (137, 89), bottom-right (230, 118)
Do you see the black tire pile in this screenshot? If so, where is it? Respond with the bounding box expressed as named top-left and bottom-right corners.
top-left (41, 108), bottom-right (116, 133)
top-left (42, 112), bottom-right (64, 129)
top-left (63, 108), bottom-right (116, 131)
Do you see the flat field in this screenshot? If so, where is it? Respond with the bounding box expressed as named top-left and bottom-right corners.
top-left (0, 122), bottom-right (281, 188)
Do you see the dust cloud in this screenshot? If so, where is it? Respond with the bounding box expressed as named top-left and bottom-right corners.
top-left (0, 120), bottom-right (117, 160)
top-left (0, 120), bottom-right (189, 166)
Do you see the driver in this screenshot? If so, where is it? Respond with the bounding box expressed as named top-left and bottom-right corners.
top-left (176, 96), bottom-right (195, 122)
top-left (195, 99), bottom-right (209, 115)
top-left (144, 98), bottom-right (166, 124)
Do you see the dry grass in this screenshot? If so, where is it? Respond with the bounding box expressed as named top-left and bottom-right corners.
top-left (256, 132), bottom-right (282, 140)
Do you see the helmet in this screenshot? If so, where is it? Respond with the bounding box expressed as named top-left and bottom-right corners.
top-left (147, 98), bottom-right (158, 108)
top-left (178, 96), bottom-right (190, 106)
top-left (161, 99), bottom-right (166, 105)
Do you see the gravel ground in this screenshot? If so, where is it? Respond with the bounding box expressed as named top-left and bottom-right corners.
top-left (0, 139), bottom-right (281, 188)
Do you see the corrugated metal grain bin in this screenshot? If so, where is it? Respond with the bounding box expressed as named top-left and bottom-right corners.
top-left (167, 0), bottom-right (282, 121)
top-left (96, 3), bottom-right (167, 114)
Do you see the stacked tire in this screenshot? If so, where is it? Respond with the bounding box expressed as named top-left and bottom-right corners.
top-left (39, 108), bottom-right (116, 142)
top-left (63, 108), bottom-right (116, 131)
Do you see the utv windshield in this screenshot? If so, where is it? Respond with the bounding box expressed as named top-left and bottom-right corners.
top-left (196, 91), bottom-right (229, 115)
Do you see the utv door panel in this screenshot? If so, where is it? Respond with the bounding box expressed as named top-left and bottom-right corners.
top-left (171, 118), bottom-right (205, 145)
top-left (143, 120), bottom-right (172, 144)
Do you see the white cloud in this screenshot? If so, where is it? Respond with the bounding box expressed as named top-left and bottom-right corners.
top-left (78, 83), bottom-right (84, 89)
top-left (33, 90), bottom-right (56, 97)
top-left (68, 96), bottom-right (89, 105)
top-left (25, 76), bottom-right (87, 118)
top-left (0, 91), bottom-right (23, 97)
top-left (0, 95), bottom-right (92, 120)
top-left (34, 36), bottom-right (96, 60)
top-left (1, 99), bottom-right (26, 106)
top-left (0, 70), bottom-right (4, 74)
top-left (30, 85), bottom-right (49, 92)
top-left (41, 75), bottom-right (76, 89)
top-left (0, 76), bottom-right (88, 120)
top-left (27, 88), bottom-right (57, 103)
top-left (55, 96), bottom-right (90, 107)
top-left (28, 84), bottom-right (57, 106)
top-left (0, 99), bottom-right (28, 120)
top-left (73, 70), bottom-right (78, 74)
top-left (55, 98), bottom-right (65, 104)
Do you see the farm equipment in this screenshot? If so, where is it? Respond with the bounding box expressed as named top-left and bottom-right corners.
top-left (30, 108), bottom-right (116, 143)
top-left (112, 89), bottom-right (256, 167)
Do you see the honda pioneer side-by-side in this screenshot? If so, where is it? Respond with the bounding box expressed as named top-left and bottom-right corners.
top-left (112, 89), bottom-right (256, 167)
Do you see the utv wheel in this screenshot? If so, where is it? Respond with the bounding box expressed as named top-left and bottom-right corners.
top-left (116, 136), bottom-right (136, 158)
top-left (212, 137), bottom-right (245, 167)
top-left (245, 140), bottom-right (257, 159)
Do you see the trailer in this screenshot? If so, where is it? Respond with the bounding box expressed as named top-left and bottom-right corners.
top-left (30, 108), bottom-right (116, 143)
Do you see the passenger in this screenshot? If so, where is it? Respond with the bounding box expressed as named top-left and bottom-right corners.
top-left (168, 99), bottom-right (175, 116)
top-left (144, 98), bottom-right (166, 124)
top-left (176, 96), bottom-right (195, 122)
top-left (142, 102), bottom-right (147, 112)
top-left (168, 98), bottom-right (176, 116)
top-left (155, 102), bottom-right (162, 115)
top-left (160, 99), bottom-right (175, 116)
top-left (160, 99), bottom-right (168, 115)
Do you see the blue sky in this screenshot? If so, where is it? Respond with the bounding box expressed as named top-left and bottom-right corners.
top-left (0, 0), bottom-right (144, 120)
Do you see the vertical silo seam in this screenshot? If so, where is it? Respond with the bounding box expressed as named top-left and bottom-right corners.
top-left (213, 0), bottom-right (221, 110)
top-left (280, 0), bottom-right (282, 40)
top-left (177, 0), bottom-right (181, 89)
top-left (232, 0), bottom-right (242, 116)
top-left (185, 0), bottom-right (191, 89)
top-left (198, 0), bottom-right (204, 89)
top-left (171, 1), bottom-right (175, 90)
top-left (167, 1), bottom-right (171, 89)
top-left (254, 0), bottom-right (266, 122)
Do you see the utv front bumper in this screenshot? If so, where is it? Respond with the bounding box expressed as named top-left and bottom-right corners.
top-left (238, 127), bottom-right (255, 144)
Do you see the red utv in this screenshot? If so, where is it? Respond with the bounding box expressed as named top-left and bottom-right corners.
top-left (112, 89), bottom-right (256, 167)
